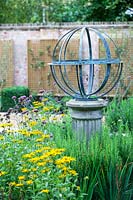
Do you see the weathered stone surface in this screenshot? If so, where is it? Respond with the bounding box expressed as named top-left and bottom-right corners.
top-left (66, 99), bottom-right (108, 141)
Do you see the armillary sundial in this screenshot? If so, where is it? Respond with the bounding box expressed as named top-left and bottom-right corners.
top-left (50, 27), bottom-right (123, 141)
top-left (50, 27), bottom-right (122, 100)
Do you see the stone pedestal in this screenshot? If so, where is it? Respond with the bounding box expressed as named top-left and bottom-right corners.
top-left (66, 99), bottom-right (108, 141)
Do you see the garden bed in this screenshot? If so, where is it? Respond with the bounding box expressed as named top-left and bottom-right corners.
top-left (0, 96), bottom-right (132, 200)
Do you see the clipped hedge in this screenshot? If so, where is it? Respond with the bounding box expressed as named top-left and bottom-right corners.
top-left (1, 86), bottom-right (30, 112)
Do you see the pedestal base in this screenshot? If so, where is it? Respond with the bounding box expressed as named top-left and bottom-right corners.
top-left (66, 99), bottom-right (107, 141)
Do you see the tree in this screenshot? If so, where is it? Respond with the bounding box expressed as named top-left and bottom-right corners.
top-left (0, 0), bottom-right (132, 23)
top-left (87, 0), bottom-right (133, 21)
top-left (0, 0), bottom-right (42, 23)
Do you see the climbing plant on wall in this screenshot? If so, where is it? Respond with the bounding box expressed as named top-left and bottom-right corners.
top-left (0, 41), bottom-right (13, 91)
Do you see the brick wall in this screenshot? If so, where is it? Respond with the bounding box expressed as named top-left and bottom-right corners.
top-left (0, 22), bottom-right (132, 96)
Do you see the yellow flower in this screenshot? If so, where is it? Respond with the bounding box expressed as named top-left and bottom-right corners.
top-left (51, 116), bottom-right (58, 121)
top-left (41, 168), bottom-right (50, 173)
top-left (49, 114), bottom-right (65, 122)
top-left (23, 152), bottom-right (35, 158)
top-left (0, 136), bottom-right (4, 140)
top-left (34, 149), bottom-right (42, 153)
top-left (9, 182), bottom-right (16, 186)
top-left (28, 121), bottom-right (37, 127)
top-left (33, 101), bottom-right (43, 108)
top-left (31, 130), bottom-right (43, 135)
top-left (7, 123), bottom-right (13, 127)
top-left (55, 156), bottom-right (76, 165)
top-left (12, 139), bottom-right (23, 143)
top-left (60, 114), bottom-right (65, 117)
top-left (6, 130), bottom-right (14, 134)
top-left (21, 169), bottom-right (29, 173)
top-left (37, 162), bottom-right (46, 167)
top-left (36, 138), bottom-right (44, 142)
top-left (42, 98), bottom-right (48, 102)
top-left (41, 169), bottom-right (47, 173)
top-left (18, 129), bottom-right (30, 136)
top-left (42, 134), bottom-right (50, 139)
top-left (15, 183), bottom-right (24, 187)
top-left (43, 107), bottom-right (50, 112)
top-left (21, 107), bottom-right (27, 112)
top-left (56, 164), bottom-right (65, 169)
top-left (41, 189), bottom-right (49, 193)
top-left (18, 175), bottom-right (25, 180)
top-left (29, 157), bottom-right (41, 163)
top-left (47, 148), bottom-right (65, 157)
top-left (33, 101), bottom-right (38, 105)
top-left (59, 174), bottom-right (66, 178)
top-left (41, 116), bottom-right (47, 121)
top-left (68, 169), bottom-right (77, 176)
top-left (0, 171), bottom-right (6, 176)
top-left (1, 123), bottom-right (13, 127)
top-left (35, 135), bottom-right (50, 143)
top-left (49, 106), bottom-right (54, 110)
top-left (76, 186), bottom-right (80, 191)
top-left (26, 180), bottom-right (33, 185)
top-left (62, 166), bottom-right (68, 171)
top-left (30, 168), bottom-right (37, 172)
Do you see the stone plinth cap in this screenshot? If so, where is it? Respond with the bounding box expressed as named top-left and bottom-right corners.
top-left (66, 99), bottom-right (108, 109)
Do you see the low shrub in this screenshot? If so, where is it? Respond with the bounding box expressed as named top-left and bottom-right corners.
top-left (1, 86), bottom-right (30, 112)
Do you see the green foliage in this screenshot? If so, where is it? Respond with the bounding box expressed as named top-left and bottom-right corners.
top-left (49, 118), bottom-right (133, 200)
top-left (29, 48), bottom-right (46, 69)
top-left (0, 94), bottom-right (132, 199)
top-left (105, 98), bottom-right (133, 132)
top-left (37, 90), bottom-right (72, 114)
top-left (85, 0), bottom-right (132, 22)
top-left (1, 86), bottom-right (30, 112)
top-left (0, 0), bottom-right (132, 23)
top-left (0, 120), bottom-right (78, 199)
top-left (0, 0), bottom-right (42, 23)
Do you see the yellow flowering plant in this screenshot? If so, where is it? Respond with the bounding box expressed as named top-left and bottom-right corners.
top-left (0, 94), bottom-right (85, 199)
top-left (0, 123), bottom-right (79, 199)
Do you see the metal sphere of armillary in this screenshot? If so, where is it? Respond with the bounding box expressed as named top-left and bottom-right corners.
top-left (50, 27), bottom-right (122, 100)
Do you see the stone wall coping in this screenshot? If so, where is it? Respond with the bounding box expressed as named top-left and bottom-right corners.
top-left (0, 22), bottom-right (133, 30)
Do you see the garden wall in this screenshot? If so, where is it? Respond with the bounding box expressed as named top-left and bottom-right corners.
top-left (0, 22), bottom-right (132, 96)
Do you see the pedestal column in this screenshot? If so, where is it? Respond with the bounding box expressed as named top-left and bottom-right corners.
top-left (66, 99), bottom-right (107, 141)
